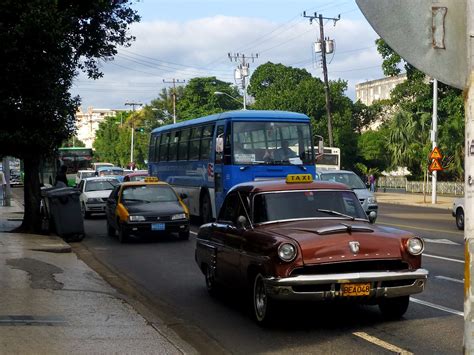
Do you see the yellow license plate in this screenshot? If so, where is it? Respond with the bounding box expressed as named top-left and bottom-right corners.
top-left (341, 283), bottom-right (370, 296)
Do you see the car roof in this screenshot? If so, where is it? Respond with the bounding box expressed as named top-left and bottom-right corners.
top-left (120, 181), bottom-right (170, 188)
top-left (97, 166), bottom-right (123, 170)
top-left (124, 171), bottom-right (148, 177)
top-left (228, 179), bottom-right (350, 194)
top-left (83, 176), bottom-right (119, 182)
top-left (78, 169), bottom-right (95, 173)
top-left (317, 170), bottom-right (356, 175)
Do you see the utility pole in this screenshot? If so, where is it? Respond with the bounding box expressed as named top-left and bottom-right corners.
top-left (228, 53), bottom-right (259, 110)
top-left (163, 79), bottom-right (185, 124)
top-left (304, 11), bottom-right (340, 147)
top-left (431, 78), bottom-right (438, 204)
top-left (124, 102), bottom-right (142, 165)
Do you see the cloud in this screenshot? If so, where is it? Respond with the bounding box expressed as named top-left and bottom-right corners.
top-left (71, 15), bottom-right (384, 109)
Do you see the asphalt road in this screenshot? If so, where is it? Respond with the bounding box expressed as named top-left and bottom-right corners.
top-left (76, 203), bottom-right (463, 354)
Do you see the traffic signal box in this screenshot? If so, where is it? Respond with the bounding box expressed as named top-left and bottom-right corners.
top-left (429, 147), bottom-right (443, 172)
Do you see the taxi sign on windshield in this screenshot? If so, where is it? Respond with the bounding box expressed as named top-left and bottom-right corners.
top-left (286, 174), bottom-right (313, 183)
top-left (144, 176), bottom-right (158, 182)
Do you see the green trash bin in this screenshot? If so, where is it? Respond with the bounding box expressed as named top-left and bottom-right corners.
top-left (43, 187), bottom-right (84, 242)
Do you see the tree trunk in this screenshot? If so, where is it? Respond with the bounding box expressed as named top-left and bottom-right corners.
top-left (18, 157), bottom-right (43, 233)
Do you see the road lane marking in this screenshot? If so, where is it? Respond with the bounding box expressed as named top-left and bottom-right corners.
top-left (377, 221), bottom-right (463, 236)
top-left (190, 231), bottom-right (198, 236)
top-left (353, 332), bottom-right (413, 354)
top-left (411, 297), bottom-right (463, 316)
top-left (435, 275), bottom-right (464, 284)
top-left (424, 253), bottom-right (464, 264)
top-left (424, 238), bottom-right (460, 245)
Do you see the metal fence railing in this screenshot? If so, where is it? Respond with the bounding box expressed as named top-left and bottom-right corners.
top-left (377, 176), bottom-right (464, 196)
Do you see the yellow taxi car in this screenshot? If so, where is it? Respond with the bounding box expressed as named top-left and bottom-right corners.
top-left (105, 177), bottom-right (190, 243)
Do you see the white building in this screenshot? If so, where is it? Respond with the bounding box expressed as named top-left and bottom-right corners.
top-left (355, 73), bottom-right (407, 106)
top-left (75, 107), bottom-right (125, 148)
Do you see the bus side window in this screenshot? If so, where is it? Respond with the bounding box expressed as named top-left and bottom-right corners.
top-left (149, 134), bottom-right (157, 163)
top-left (200, 124), bottom-right (214, 160)
top-left (159, 132), bottom-right (170, 161)
top-left (189, 127), bottom-right (202, 160)
top-left (154, 134), bottom-right (161, 162)
top-left (178, 129), bottom-right (190, 161)
top-left (168, 131), bottom-right (179, 161)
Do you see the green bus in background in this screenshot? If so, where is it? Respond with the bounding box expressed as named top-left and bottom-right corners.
top-left (58, 147), bottom-right (93, 186)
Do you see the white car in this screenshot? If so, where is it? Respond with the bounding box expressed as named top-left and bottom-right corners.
top-left (452, 197), bottom-right (464, 230)
top-left (78, 177), bottom-right (120, 218)
top-left (317, 169), bottom-right (378, 221)
top-left (75, 169), bottom-right (96, 186)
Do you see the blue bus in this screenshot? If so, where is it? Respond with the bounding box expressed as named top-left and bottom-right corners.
top-left (148, 110), bottom-right (318, 222)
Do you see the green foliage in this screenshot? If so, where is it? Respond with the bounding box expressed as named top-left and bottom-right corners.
top-left (374, 38), bottom-right (465, 180)
top-left (62, 136), bottom-right (86, 147)
top-left (177, 77), bottom-right (241, 119)
top-left (0, 0), bottom-right (139, 232)
top-left (357, 128), bottom-right (390, 172)
top-left (249, 62), bottom-right (373, 170)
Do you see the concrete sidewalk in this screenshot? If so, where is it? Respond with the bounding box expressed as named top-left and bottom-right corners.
top-left (376, 191), bottom-right (456, 211)
top-left (0, 194), bottom-right (195, 354)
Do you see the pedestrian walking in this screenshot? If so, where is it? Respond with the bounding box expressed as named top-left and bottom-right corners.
top-left (369, 174), bottom-right (376, 192)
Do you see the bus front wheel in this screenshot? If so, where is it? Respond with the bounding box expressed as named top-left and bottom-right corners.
top-left (200, 193), bottom-right (212, 224)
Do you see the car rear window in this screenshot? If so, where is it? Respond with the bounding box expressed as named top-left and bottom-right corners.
top-left (122, 185), bottom-right (178, 203)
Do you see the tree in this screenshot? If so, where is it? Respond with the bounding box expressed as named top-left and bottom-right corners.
top-left (63, 136), bottom-right (86, 147)
top-left (0, 1), bottom-right (139, 233)
top-left (177, 77), bottom-right (241, 119)
top-left (248, 62), bottom-right (367, 169)
top-left (376, 39), bottom-right (464, 180)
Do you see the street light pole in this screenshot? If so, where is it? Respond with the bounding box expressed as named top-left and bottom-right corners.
top-left (124, 102), bottom-right (142, 165)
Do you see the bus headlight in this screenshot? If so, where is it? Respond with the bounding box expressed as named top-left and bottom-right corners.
top-left (129, 215), bottom-right (145, 222)
top-left (278, 243), bottom-right (297, 262)
top-left (407, 237), bottom-right (424, 255)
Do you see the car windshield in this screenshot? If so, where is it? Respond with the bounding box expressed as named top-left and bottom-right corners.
top-left (253, 190), bottom-right (367, 223)
top-left (81, 171), bottom-right (95, 179)
top-left (121, 185), bottom-right (178, 203)
top-left (319, 172), bottom-right (367, 189)
top-left (85, 180), bottom-right (118, 192)
top-left (232, 121), bottom-right (314, 165)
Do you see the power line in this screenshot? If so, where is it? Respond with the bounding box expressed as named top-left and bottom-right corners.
top-left (163, 79), bottom-right (185, 123)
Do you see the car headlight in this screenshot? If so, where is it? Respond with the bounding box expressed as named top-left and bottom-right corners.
top-left (278, 243), bottom-right (297, 262)
top-left (87, 198), bottom-right (102, 203)
top-left (407, 237), bottom-right (424, 255)
top-left (367, 196), bottom-right (377, 204)
top-left (171, 213), bottom-right (187, 220)
top-left (129, 215), bottom-right (145, 222)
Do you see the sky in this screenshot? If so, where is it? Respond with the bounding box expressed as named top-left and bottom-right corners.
top-left (70, 0), bottom-right (384, 111)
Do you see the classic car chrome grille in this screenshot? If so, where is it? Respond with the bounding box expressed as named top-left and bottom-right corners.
top-left (144, 216), bottom-right (171, 221)
top-left (290, 260), bottom-right (410, 276)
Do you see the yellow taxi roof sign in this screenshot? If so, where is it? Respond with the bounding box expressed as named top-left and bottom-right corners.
top-left (286, 174), bottom-right (313, 183)
top-left (144, 176), bottom-right (159, 182)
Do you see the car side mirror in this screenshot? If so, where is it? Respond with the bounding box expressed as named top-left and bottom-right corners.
top-left (368, 211), bottom-right (377, 224)
top-left (236, 215), bottom-right (248, 229)
top-left (179, 193), bottom-right (188, 199)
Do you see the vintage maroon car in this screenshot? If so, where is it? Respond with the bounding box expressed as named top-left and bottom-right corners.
top-left (123, 171), bottom-right (148, 182)
top-left (195, 174), bottom-right (428, 324)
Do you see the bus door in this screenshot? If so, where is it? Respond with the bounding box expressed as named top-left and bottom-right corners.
top-left (213, 121), bottom-right (229, 215)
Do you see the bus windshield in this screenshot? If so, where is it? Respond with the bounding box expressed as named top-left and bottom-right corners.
top-left (233, 121), bottom-right (313, 165)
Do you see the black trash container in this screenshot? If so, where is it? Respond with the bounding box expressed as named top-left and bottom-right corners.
top-left (42, 187), bottom-right (84, 242)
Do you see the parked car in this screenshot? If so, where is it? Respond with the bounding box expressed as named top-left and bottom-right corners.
top-left (452, 197), bottom-right (464, 230)
top-left (195, 174), bottom-right (428, 324)
top-left (78, 177), bottom-right (120, 218)
top-left (105, 177), bottom-right (190, 243)
top-left (317, 169), bottom-right (378, 221)
top-left (123, 171), bottom-right (148, 182)
top-left (75, 169), bottom-right (96, 186)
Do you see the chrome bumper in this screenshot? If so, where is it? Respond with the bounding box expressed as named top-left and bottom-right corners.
top-left (264, 269), bottom-right (428, 301)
